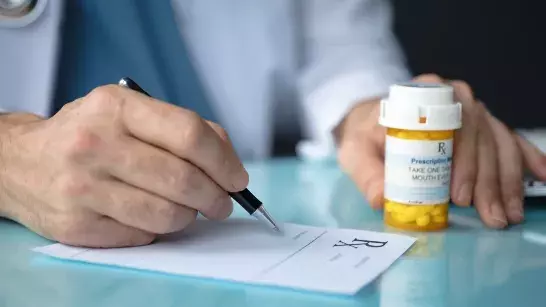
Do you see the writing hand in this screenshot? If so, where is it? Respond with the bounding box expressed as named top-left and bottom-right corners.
top-left (0, 85), bottom-right (248, 247)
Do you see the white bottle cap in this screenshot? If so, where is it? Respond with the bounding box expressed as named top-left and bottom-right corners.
top-left (379, 82), bottom-right (462, 131)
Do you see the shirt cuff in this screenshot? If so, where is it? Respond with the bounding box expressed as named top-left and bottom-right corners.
top-left (297, 68), bottom-right (411, 161)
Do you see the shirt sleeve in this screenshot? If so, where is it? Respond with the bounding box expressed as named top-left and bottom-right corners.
top-left (296, 0), bottom-right (411, 158)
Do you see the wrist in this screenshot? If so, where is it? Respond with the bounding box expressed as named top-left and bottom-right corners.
top-left (0, 112), bottom-right (44, 130)
top-left (332, 98), bottom-right (381, 146)
top-left (0, 112), bottom-right (44, 218)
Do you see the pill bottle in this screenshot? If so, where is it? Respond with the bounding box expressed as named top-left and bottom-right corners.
top-left (378, 82), bottom-right (462, 231)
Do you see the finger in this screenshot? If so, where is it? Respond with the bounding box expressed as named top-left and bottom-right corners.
top-left (82, 179), bottom-right (200, 234)
top-left (205, 120), bottom-right (243, 161)
top-left (449, 80), bottom-right (479, 206)
top-left (515, 134), bottom-right (546, 181)
top-left (104, 136), bottom-right (232, 220)
top-left (206, 120), bottom-right (231, 144)
top-left (486, 111), bottom-right (524, 223)
top-left (338, 135), bottom-right (384, 209)
top-left (473, 113), bottom-right (507, 228)
top-left (413, 74), bottom-right (445, 83)
top-left (56, 215), bottom-right (155, 248)
top-left (86, 85), bottom-right (248, 192)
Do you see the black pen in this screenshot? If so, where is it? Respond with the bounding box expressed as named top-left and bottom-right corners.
top-left (118, 77), bottom-right (280, 232)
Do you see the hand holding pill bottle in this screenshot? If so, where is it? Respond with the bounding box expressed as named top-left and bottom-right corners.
top-left (379, 83), bottom-right (462, 231)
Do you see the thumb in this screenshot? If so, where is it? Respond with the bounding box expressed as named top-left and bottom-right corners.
top-left (339, 136), bottom-right (385, 209)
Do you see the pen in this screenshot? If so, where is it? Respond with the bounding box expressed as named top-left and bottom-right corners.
top-left (118, 77), bottom-right (280, 232)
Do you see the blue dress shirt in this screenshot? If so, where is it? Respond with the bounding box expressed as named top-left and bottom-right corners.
top-left (52, 0), bottom-right (217, 123)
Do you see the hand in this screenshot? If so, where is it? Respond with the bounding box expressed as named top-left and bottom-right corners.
top-left (0, 85), bottom-right (248, 247)
top-left (337, 74), bottom-right (546, 228)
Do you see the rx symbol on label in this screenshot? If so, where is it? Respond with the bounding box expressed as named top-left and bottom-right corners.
top-left (333, 238), bottom-right (388, 249)
top-left (438, 142), bottom-right (446, 155)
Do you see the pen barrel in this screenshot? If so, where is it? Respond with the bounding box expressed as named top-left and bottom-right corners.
top-left (229, 189), bottom-right (262, 214)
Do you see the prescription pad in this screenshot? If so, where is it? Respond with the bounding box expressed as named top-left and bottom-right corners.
top-left (33, 218), bottom-right (415, 295)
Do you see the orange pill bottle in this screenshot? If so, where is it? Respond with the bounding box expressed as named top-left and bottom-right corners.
top-left (378, 83), bottom-right (462, 231)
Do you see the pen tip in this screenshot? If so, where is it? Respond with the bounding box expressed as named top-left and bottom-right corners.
top-left (253, 206), bottom-right (281, 233)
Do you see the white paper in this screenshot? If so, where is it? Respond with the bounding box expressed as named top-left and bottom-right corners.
top-left (33, 218), bottom-right (415, 295)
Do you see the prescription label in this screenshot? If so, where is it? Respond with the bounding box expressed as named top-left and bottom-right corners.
top-left (384, 136), bottom-right (453, 205)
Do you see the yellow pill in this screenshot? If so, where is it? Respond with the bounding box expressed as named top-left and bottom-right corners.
top-left (395, 212), bottom-right (415, 223)
top-left (385, 203), bottom-right (394, 213)
top-left (418, 206), bottom-right (434, 214)
top-left (431, 207), bottom-right (444, 216)
top-left (433, 215), bottom-right (447, 224)
top-left (416, 214), bottom-right (431, 226)
top-left (403, 206), bottom-right (419, 220)
top-left (391, 203), bottom-right (403, 213)
top-left (385, 201), bottom-right (396, 212)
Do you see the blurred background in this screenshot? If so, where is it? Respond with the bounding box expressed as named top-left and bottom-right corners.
top-left (392, 0), bottom-right (545, 130)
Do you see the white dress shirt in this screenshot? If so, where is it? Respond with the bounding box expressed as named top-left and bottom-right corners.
top-left (0, 0), bottom-right (411, 160)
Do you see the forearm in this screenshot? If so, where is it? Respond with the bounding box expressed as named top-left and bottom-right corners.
top-left (0, 112), bottom-right (44, 130)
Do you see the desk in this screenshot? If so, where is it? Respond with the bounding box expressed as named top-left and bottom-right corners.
top-left (1, 158), bottom-right (546, 307)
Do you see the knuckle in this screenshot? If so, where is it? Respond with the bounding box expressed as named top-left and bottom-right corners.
top-left (462, 101), bottom-right (482, 125)
top-left (57, 172), bottom-right (93, 197)
top-left (62, 127), bottom-right (102, 162)
top-left (504, 184), bottom-right (523, 199)
top-left (452, 164), bottom-right (476, 183)
top-left (176, 163), bottom-right (203, 197)
top-left (414, 73), bottom-right (443, 83)
top-left (337, 139), bottom-right (359, 172)
top-left (85, 85), bottom-right (123, 113)
top-left (57, 100), bottom-right (80, 113)
top-left (475, 101), bottom-right (488, 115)
top-left (179, 111), bottom-right (205, 151)
top-left (152, 202), bottom-right (183, 234)
top-left (116, 149), bottom-right (143, 174)
top-left (452, 80), bottom-right (474, 99)
top-left (149, 202), bottom-right (197, 234)
top-left (179, 209), bottom-right (198, 229)
top-left (337, 136), bottom-right (378, 177)
top-left (202, 192), bottom-right (227, 215)
top-left (476, 176), bottom-right (499, 195)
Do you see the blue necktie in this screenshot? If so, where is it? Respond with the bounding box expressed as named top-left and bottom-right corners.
top-left (53, 0), bottom-right (217, 123)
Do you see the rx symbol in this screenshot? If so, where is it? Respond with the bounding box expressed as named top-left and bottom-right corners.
top-left (438, 142), bottom-right (446, 155)
top-left (333, 238), bottom-right (387, 249)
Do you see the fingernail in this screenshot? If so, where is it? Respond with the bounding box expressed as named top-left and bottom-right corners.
top-left (490, 203), bottom-right (508, 226)
top-left (233, 169), bottom-right (250, 191)
top-left (509, 198), bottom-right (524, 221)
top-left (457, 183), bottom-right (471, 205)
top-left (367, 182), bottom-right (384, 208)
